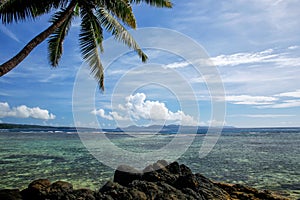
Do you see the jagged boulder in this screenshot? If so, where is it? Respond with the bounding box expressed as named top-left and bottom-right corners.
top-left (0, 189), bottom-right (22, 200)
top-left (0, 160), bottom-right (290, 200)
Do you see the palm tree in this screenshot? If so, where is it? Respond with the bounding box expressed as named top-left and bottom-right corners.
top-left (0, 0), bottom-right (172, 90)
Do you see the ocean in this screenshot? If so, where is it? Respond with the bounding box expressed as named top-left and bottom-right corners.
top-left (0, 128), bottom-right (299, 199)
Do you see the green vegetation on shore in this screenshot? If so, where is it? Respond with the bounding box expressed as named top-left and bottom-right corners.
top-left (0, 123), bottom-right (54, 129)
top-left (0, 123), bottom-right (74, 130)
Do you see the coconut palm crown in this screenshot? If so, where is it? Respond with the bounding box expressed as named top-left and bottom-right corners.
top-left (0, 0), bottom-right (172, 90)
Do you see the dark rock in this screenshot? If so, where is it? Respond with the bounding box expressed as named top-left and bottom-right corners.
top-left (127, 188), bottom-right (147, 200)
top-left (21, 179), bottom-right (51, 200)
top-left (180, 164), bottom-right (193, 176)
top-left (142, 167), bottom-right (178, 184)
top-left (2, 161), bottom-right (290, 200)
top-left (99, 180), bottom-right (147, 200)
top-left (166, 161), bottom-right (181, 174)
top-left (130, 180), bottom-right (189, 200)
top-left (174, 174), bottom-right (199, 191)
top-left (129, 180), bottom-right (160, 198)
top-left (215, 182), bottom-right (289, 200)
top-left (157, 159), bottom-right (168, 167)
top-left (113, 165), bottom-right (142, 186)
top-left (73, 189), bottom-right (95, 200)
top-left (99, 181), bottom-right (123, 193)
top-left (142, 164), bottom-right (155, 173)
top-left (47, 181), bottom-right (74, 200)
top-left (0, 189), bottom-right (22, 200)
top-left (28, 179), bottom-right (51, 190)
top-left (182, 188), bottom-right (205, 200)
top-left (21, 179), bottom-right (76, 200)
top-left (49, 181), bottom-right (73, 193)
top-left (153, 162), bottom-right (167, 171)
top-left (141, 160), bottom-right (180, 185)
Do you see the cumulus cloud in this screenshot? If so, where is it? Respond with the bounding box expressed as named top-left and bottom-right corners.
top-left (91, 109), bottom-right (113, 120)
top-left (91, 109), bottom-right (128, 121)
top-left (0, 102), bottom-right (55, 120)
top-left (92, 93), bottom-right (199, 126)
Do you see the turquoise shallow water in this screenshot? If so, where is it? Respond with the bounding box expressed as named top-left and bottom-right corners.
top-left (0, 128), bottom-right (299, 199)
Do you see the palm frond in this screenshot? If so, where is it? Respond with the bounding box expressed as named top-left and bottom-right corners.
top-left (48, 9), bottom-right (73, 67)
top-left (0, 0), bottom-right (69, 24)
top-left (33, 0), bottom-right (70, 16)
top-left (98, 7), bottom-right (147, 62)
top-left (98, 0), bottom-right (137, 29)
top-left (74, 4), bottom-right (80, 16)
top-left (79, 6), bottom-right (104, 90)
top-left (130, 0), bottom-right (172, 8)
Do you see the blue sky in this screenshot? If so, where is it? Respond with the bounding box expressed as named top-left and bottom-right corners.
top-left (0, 0), bottom-right (300, 128)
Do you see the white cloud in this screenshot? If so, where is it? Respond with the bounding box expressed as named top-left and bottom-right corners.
top-left (226, 95), bottom-right (278, 105)
top-left (125, 93), bottom-right (198, 125)
top-left (212, 49), bottom-right (276, 67)
top-left (173, 0), bottom-right (300, 40)
top-left (288, 45), bottom-right (299, 50)
top-left (259, 100), bottom-right (300, 109)
top-left (92, 93), bottom-right (199, 126)
top-left (211, 48), bottom-right (300, 67)
top-left (91, 109), bottom-right (113, 120)
top-left (226, 91), bottom-right (300, 109)
top-left (203, 47), bottom-right (300, 97)
top-left (106, 69), bottom-right (128, 76)
top-left (0, 102), bottom-right (55, 120)
top-left (276, 90), bottom-right (300, 98)
top-left (163, 61), bottom-right (190, 69)
top-left (110, 111), bottom-right (128, 121)
top-left (91, 109), bottom-right (128, 121)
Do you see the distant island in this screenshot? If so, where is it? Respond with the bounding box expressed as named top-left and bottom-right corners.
top-left (0, 123), bottom-right (56, 129)
top-left (0, 123), bottom-right (236, 134)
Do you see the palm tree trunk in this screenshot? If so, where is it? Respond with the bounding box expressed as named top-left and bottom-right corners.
top-left (0, 1), bottom-right (76, 76)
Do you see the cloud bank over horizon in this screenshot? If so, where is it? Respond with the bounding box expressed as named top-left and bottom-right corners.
top-left (92, 93), bottom-right (199, 127)
top-left (0, 102), bottom-right (55, 120)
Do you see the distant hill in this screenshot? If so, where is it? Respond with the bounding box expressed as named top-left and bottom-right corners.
top-left (0, 123), bottom-right (235, 134)
top-left (0, 123), bottom-right (92, 131)
top-left (0, 123), bottom-right (55, 129)
top-left (120, 124), bottom-right (235, 134)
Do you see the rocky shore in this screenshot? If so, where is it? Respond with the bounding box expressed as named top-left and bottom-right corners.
top-left (0, 160), bottom-right (290, 200)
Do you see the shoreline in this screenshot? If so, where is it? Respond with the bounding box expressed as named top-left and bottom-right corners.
top-left (0, 160), bottom-right (292, 200)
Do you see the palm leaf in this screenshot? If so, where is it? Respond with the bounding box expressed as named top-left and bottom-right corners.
top-left (130, 0), bottom-right (173, 8)
top-left (48, 9), bottom-right (74, 67)
top-left (98, 0), bottom-right (137, 29)
top-left (98, 7), bottom-right (147, 62)
top-left (0, 0), bottom-right (69, 24)
top-left (79, 6), bottom-right (104, 90)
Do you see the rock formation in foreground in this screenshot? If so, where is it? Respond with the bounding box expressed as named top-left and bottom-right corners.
top-left (0, 160), bottom-right (290, 200)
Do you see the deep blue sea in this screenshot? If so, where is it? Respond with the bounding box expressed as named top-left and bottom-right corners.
top-left (0, 128), bottom-right (299, 199)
